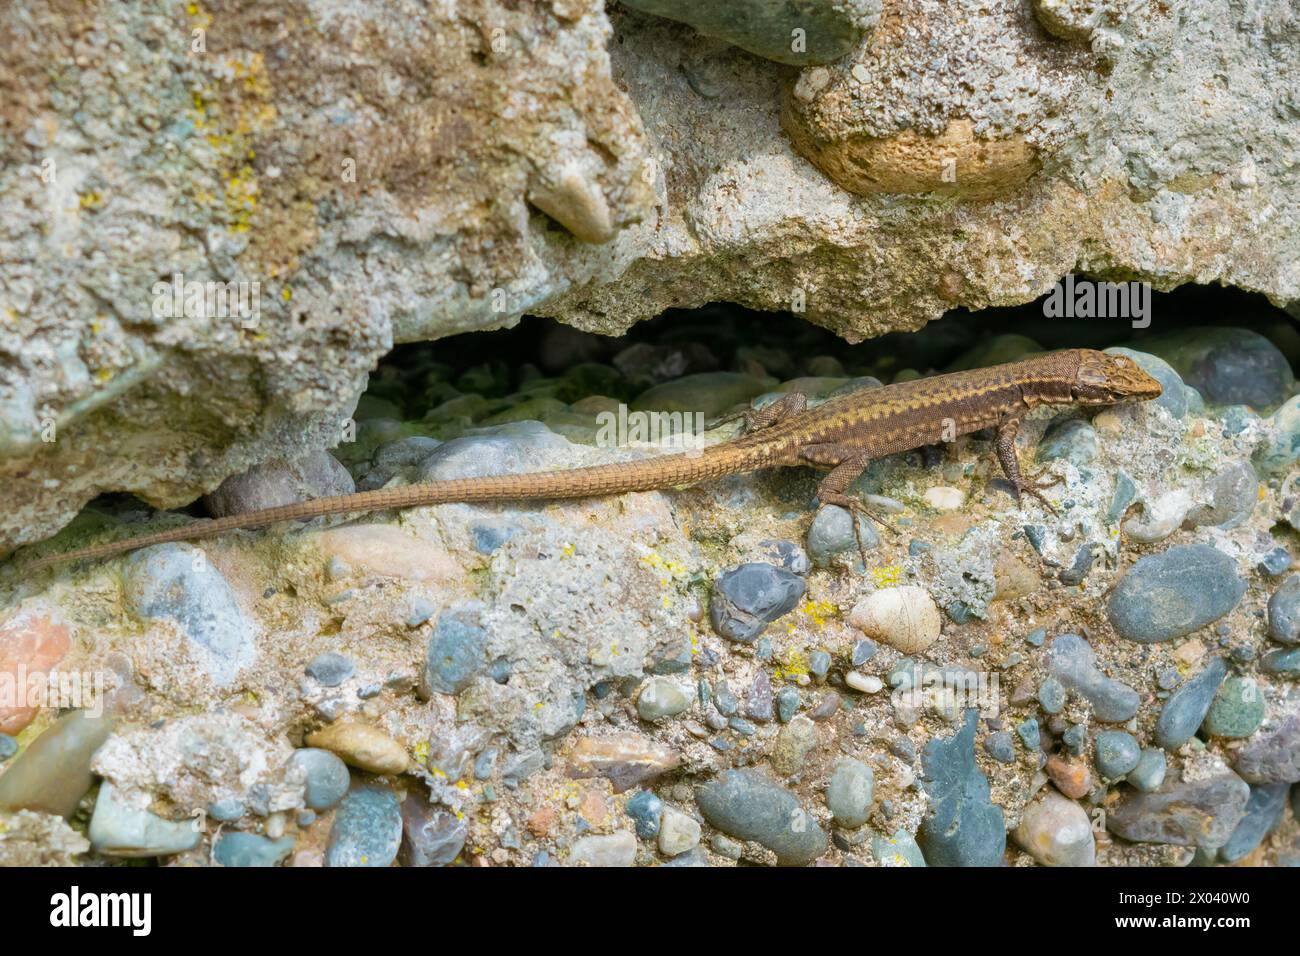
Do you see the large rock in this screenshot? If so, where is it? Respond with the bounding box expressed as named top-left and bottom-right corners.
top-left (6, 0), bottom-right (1300, 549)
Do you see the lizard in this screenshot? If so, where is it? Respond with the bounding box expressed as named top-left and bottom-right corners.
top-left (21, 348), bottom-right (1161, 572)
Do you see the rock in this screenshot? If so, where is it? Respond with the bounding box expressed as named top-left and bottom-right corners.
top-left (1201, 676), bottom-right (1266, 739)
top-left (759, 539), bottom-right (812, 575)
top-left (1233, 711), bottom-right (1300, 784)
top-left (1268, 576), bottom-right (1300, 644)
top-left (1046, 633), bottom-right (1140, 722)
top-left (825, 758), bottom-right (874, 828)
top-left (1129, 749), bottom-right (1167, 793)
top-left (637, 678), bottom-right (692, 722)
top-left (88, 782), bottom-right (201, 858)
top-left (305, 652), bottom-right (354, 687)
top-left (871, 829), bottom-right (926, 867)
top-left (1123, 490), bottom-right (1195, 544)
top-left (1217, 783), bottom-right (1289, 864)
top-left (776, 687), bottom-right (801, 723)
top-left (1013, 789), bottom-right (1095, 867)
top-left (848, 586), bottom-right (942, 654)
top-left (1104, 348), bottom-right (1188, 419)
top-left (1035, 417), bottom-right (1097, 466)
top-left (567, 734), bottom-right (681, 793)
top-left (1261, 648), bottom-right (1300, 675)
top-left (709, 563), bottom-right (806, 643)
top-left (923, 486), bottom-right (966, 511)
top-left (0, 610), bottom-right (71, 734)
top-left (124, 543), bottom-right (257, 686)
top-left (745, 671), bottom-right (775, 722)
top-left (1016, 719), bottom-right (1042, 752)
top-left (420, 609), bottom-right (487, 697)
top-left (400, 794), bottom-right (468, 867)
top-left (625, 790), bottom-right (664, 839)
top-left (204, 451), bottom-right (354, 516)
top-left (569, 831), bottom-right (637, 867)
top-left (0, 810), bottom-right (90, 867)
top-left (0, 711), bottom-right (116, 817)
top-left (1186, 461), bottom-right (1257, 530)
top-left (658, 806), bottom-right (702, 856)
top-left (290, 748), bottom-right (351, 811)
top-left (845, 672), bottom-right (883, 693)
top-left (0, 734), bottom-right (15, 762)
top-left (1045, 754), bottom-right (1091, 800)
top-left (1107, 771), bottom-right (1250, 848)
top-left (1094, 731), bottom-right (1141, 780)
top-left (631, 372), bottom-right (772, 417)
top-left (1255, 395), bottom-right (1300, 476)
top-left (983, 732), bottom-right (1016, 764)
top-left (620, 0), bottom-right (876, 66)
top-left (695, 769), bottom-right (828, 866)
top-left (213, 832), bottom-right (295, 867)
top-left (1106, 544), bottom-right (1245, 643)
top-left (771, 716), bottom-right (818, 777)
top-left (326, 784), bottom-right (403, 868)
top-left (917, 711), bottom-right (1006, 867)
top-left (1155, 657), bottom-right (1228, 751)
top-left (806, 505), bottom-right (879, 566)
top-left (1138, 327), bottom-right (1294, 410)
top-left (306, 722), bottom-right (409, 776)
top-left (1038, 677), bottom-right (1066, 715)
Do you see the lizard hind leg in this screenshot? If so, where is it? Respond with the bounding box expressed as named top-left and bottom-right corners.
top-left (993, 415), bottom-right (1059, 515)
top-left (712, 391), bottom-right (810, 433)
top-left (807, 449), bottom-right (893, 566)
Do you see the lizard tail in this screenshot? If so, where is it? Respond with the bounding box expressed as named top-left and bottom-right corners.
top-left (23, 443), bottom-right (762, 572)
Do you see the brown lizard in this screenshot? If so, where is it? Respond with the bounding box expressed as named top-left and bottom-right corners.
top-left (22, 349), bottom-right (1161, 571)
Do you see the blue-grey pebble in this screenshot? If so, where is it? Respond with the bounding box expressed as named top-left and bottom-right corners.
top-left (1201, 676), bottom-right (1266, 739)
top-left (1016, 718), bottom-right (1041, 752)
top-left (806, 505), bottom-right (879, 567)
top-left (1261, 647), bottom-right (1300, 675)
top-left (421, 611), bottom-right (487, 696)
top-left (214, 832), bottom-right (295, 868)
top-left (1258, 548), bottom-right (1293, 577)
top-left (776, 688), bottom-right (801, 723)
top-left (1129, 749), bottom-right (1167, 793)
top-left (826, 758), bottom-right (874, 828)
top-left (852, 639), bottom-right (879, 665)
top-left (917, 710), bottom-right (1006, 867)
top-left (326, 785), bottom-right (403, 868)
top-left (1047, 633), bottom-right (1140, 722)
top-left (709, 563), bottom-right (806, 643)
top-left (983, 732), bottom-right (1016, 764)
top-left (1035, 417), bottom-right (1096, 466)
top-left (808, 650), bottom-right (831, 682)
top-left (305, 652), bottom-right (354, 687)
top-left (399, 795), bottom-right (468, 867)
top-left (1107, 544), bottom-right (1245, 643)
top-left (1094, 731), bottom-right (1141, 780)
top-left (1218, 783), bottom-right (1290, 863)
top-left (1268, 576), bottom-right (1300, 644)
top-left (291, 748), bottom-right (351, 811)
top-left (626, 790), bottom-right (663, 839)
top-left (0, 734), bottom-right (17, 762)
top-left (1038, 677), bottom-right (1066, 714)
top-left (695, 769), bottom-right (827, 866)
top-left (1155, 657), bottom-right (1228, 750)
top-left (207, 797), bottom-right (245, 822)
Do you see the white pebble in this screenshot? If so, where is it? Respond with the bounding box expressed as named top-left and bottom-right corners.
top-left (849, 586), bottom-right (942, 654)
top-left (845, 672), bottom-right (883, 693)
top-left (923, 486), bottom-right (965, 511)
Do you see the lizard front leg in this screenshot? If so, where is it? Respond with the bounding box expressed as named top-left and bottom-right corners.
top-left (994, 415), bottom-right (1060, 514)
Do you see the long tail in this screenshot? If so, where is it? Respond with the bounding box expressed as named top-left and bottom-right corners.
top-left (23, 442), bottom-right (766, 572)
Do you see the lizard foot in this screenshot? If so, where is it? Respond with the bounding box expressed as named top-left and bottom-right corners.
top-left (816, 492), bottom-right (896, 566)
top-left (1010, 481), bottom-right (1059, 516)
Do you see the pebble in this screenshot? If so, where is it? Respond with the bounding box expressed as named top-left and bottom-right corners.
top-left (1155, 656), bottom-right (1228, 750)
top-left (1107, 471), bottom-right (1139, 525)
top-left (1268, 576), bottom-right (1300, 644)
top-left (1255, 395), bottom-right (1300, 475)
top-left (416, 422), bottom-right (571, 482)
top-left (205, 450), bottom-right (355, 516)
top-left (1035, 417), bottom-right (1097, 466)
top-left (1046, 633), bottom-right (1140, 722)
top-left (806, 505), bottom-right (879, 566)
top-left (207, 797), bottom-right (245, 822)
top-left (88, 782), bottom-right (201, 857)
top-left (1045, 754), bottom-right (1092, 799)
top-left (0, 612), bottom-right (71, 734)
top-left (1106, 544), bottom-right (1245, 643)
top-left (290, 748), bottom-right (351, 810)
top-left (1062, 724), bottom-right (1087, 756)
top-left (1261, 647), bottom-right (1300, 675)
top-left (852, 639), bottom-right (879, 665)
top-left (1128, 749), bottom-right (1167, 793)
top-left (695, 769), bottom-right (828, 866)
top-left (326, 784), bottom-right (403, 867)
top-left (306, 722), bottom-right (409, 775)
top-left (1094, 731), bottom-right (1141, 780)
top-left (709, 563), bottom-right (806, 643)
top-left (1138, 327), bottom-right (1293, 409)
top-left (658, 807), bottom-right (702, 856)
top-left (825, 758), bottom-right (874, 828)
top-left (771, 716), bottom-right (818, 776)
top-left (1217, 783), bottom-right (1290, 863)
top-left (808, 650), bottom-right (831, 681)
top-left (983, 732), bottom-right (1016, 764)
top-left (631, 372), bottom-right (771, 417)
top-left (420, 610), bottom-right (487, 696)
top-left (637, 678), bottom-right (692, 722)
top-left (305, 652), bottom-right (354, 687)
top-left (776, 688), bottom-right (801, 723)
top-left (1106, 771), bottom-right (1250, 847)
top-left (1016, 718), bottom-right (1041, 752)
top-left (917, 711), bottom-right (1006, 867)
top-left (759, 539), bottom-right (812, 575)
top-left (124, 543), bottom-right (257, 686)
top-left (711, 834), bottom-right (744, 859)
top-left (1202, 676), bottom-right (1266, 739)
top-left (0, 733), bottom-right (16, 762)
top-left (845, 672), bottom-right (883, 693)
top-left (1123, 489), bottom-right (1194, 544)
top-left (871, 829), bottom-right (926, 867)
top-left (1014, 789), bottom-right (1095, 866)
top-left (569, 830), bottom-right (637, 867)
top-left (625, 790), bottom-right (663, 839)
top-left (1257, 547), bottom-right (1293, 577)
top-left (399, 794), bottom-right (468, 867)
top-left (213, 832), bottom-right (295, 867)
top-left (849, 586), bottom-right (942, 654)
top-left (1234, 711), bottom-right (1300, 784)
top-left (1037, 677), bottom-right (1066, 714)
top-left (1187, 461), bottom-right (1258, 529)
top-left (745, 672), bottom-right (774, 722)
top-left (0, 711), bottom-right (116, 817)
top-left (923, 486), bottom-right (965, 511)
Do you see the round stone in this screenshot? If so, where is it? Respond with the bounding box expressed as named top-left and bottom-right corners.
top-left (1201, 676), bottom-right (1266, 739)
top-left (825, 758), bottom-right (874, 828)
top-left (1106, 544), bottom-right (1245, 643)
top-left (1094, 730), bottom-right (1141, 780)
top-left (291, 748), bottom-right (352, 811)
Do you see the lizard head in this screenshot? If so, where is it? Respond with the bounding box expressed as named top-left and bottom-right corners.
top-left (1072, 350), bottom-right (1163, 405)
